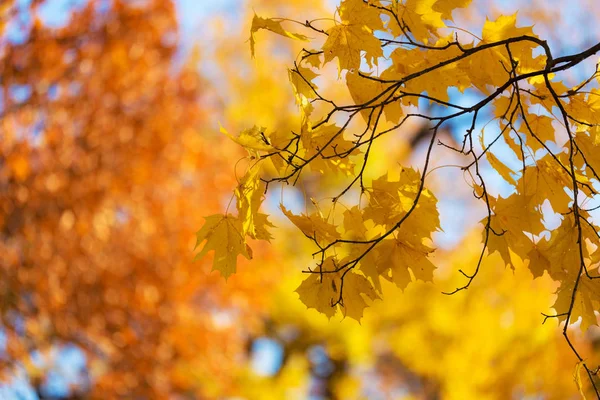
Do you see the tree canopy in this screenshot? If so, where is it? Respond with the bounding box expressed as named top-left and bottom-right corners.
top-left (196, 0), bottom-right (600, 395)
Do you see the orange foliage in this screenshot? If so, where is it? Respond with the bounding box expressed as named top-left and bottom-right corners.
top-left (0, 1), bottom-right (277, 397)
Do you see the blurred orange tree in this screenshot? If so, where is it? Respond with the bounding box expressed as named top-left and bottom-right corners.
top-left (0, 0), bottom-right (285, 398)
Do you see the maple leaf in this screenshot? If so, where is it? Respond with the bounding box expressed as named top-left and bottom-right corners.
top-left (235, 163), bottom-right (274, 240)
top-left (482, 13), bottom-right (535, 43)
top-left (280, 205), bottom-right (340, 246)
top-left (520, 154), bottom-right (575, 214)
top-left (295, 257), bottom-right (379, 321)
top-left (358, 247), bottom-right (384, 293)
top-left (530, 80), bottom-right (570, 111)
top-left (485, 218), bottom-right (530, 269)
top-left (339, 270), bottom-right (379, 321)
top-left (492, 192), bottom-right (545, 236)
top-left (565, 91), bottom-right (600, 126)
top-left (252, 213), bottom-right (275, 242)
top-left (235, 166), bottom-right (262, 238)
top-left (575, 128), bottom-right (600, 179)
top-left (526, 244), bottom-right (551, 279)
top-left (346, 70), bottom-right (403, 124)
top-left (432, 0), bottom-right (472, 21)
top-left (519, 113), bottom-right (555, 152)
top-left (363, 173), bottom-right (413, 227)
top-left (340, 0), bottom-right (384, 30)
top-left (289, 66), bottom-right (319, 105)
top-left (302, 49), bottom-right (322, 68)
top-left (342, 206), bottom-right (368, 239)
top-left (485, 192), bottom-right (544, 268)
top-left (554, 274), bottom-right (600, 331)
top-left (486, 151), bottom-right (517, 186)
top-left (463, 14), bottom-right (539, 93)
top-left (296, 272), bottom-right (339, 319)
top-left (194, 214), bottom-right (251, 280)
top-left (220, 124), bottom-right (273, 154)
top-left (530, 216), bottom-right (590, 282)
top-left (323, 25), bottom-right (382, 73)
top-left (249, 14), bottom-right (308, 58)
top-left (322, 0), bottom-right (383, 73)
top-left (295, 257), bottom-right (340, 319)
top-left (387, 0), bottom-right (445, 43)
top-left (364, 169), bottom-right (440, 242)
top-left (377, 239), bottom-right (436, 290)
top-left (301, 123), bottom-right (359, 174)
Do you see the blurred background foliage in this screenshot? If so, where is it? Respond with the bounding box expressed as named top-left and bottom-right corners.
top-left (0, 0), bottom-right (598, 398)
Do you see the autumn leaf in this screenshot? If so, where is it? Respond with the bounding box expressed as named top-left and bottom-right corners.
top-left (342, 206), bottom-right (368, 239)
top-left (554, 274), bottom-right (600, 331)
top-left (387, 0), bottom-right (445, 43)
top-left (289, 66), bottom-right (319, 104)
top-left (376, 238), bottom-right (436, 290)
top-left (519, 113), bottom-right (555, 152)
top-left (301, 123), bottom-right (359, 174)
top-left (194, 214), bottom-right (251, 279)
top-left (295, 258), bottom-right (340, 319)
top-left (433, 0), bottom-right (473, 21)
top-left (339, 270), bottom-right (379, 321)
top-left (295, 257), bottom-right (379, 321)
top-left (280, 205), bottom-right (340, 246)
top-left (234, 162), bottom-right (274, 241)
top-left (220, 123), bottom-right (274, 153)
top-left (486, 151), bottom-right (517, 186)
top-left (346, 70), bottom-right (403, 124)
top-left (249, 14), bottom-right (308, 58)
top-left (363, 173), bottom-right (414, 227)
top-left (322, 0), bottom-right (383, 73)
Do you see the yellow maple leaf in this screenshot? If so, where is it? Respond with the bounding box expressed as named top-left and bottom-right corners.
top-left (480, 129), bottom-right (517, 186)
top-left (249, 14), bottom-right (308, 58)
top-left (529, 80), bottom-right (569, 111)
top-left (288, 66), bottom-right (319, 104)
top-left (301, 123), bottom-right (358, 174)
top-left (575, 128), bottom-right (600, 180)
top-left (346, 70), bottom-right (403, 124)
top-left (281, 205), bottom-right (340, 246)
top-left (323, 24), bottom-right (382, 73)
top-left (388, 0), bottom-right (445, 43)
top-left (526, 244), bottom-right (551, 279)
top-left (295, 257), bottom-right (341, 319)
top-left (220, 123), bottom-right (273, 153)
top-left (432, 0), bottom-right (472, 21)
top-left (520, 154), bottom-right (574, 214)
top-left (485, 216), bottom-right (530, 269)
top-left (322, 0), bottom-right (383, 73)
top-left (377, 239), bottom-right (435, 290)
top-left (235, 164), bottom-right (274, 241)
top-left (364, 169), bottom-right (440, 240)
top-left (481, 13), bottom-right (535, 43)
top-left (494, 192), bottom-right (545, 236)
top-left (554, 274), bottom-right (600, 331)
top-left (519, 113), bottom-right (555, 152)
top-left (295, 258), bottom-right (379, 321)
top-left (340, 0), bottom-right (384, 31)
top-left (486, 151), bottom-right (517, 186)
top-left (364, 173), bottom-right (412, 225)
top-left (485, 192), bottom-right (546, 269)
top-left (339, 270), bottom-right (379, 321)
top-left (342, 206), bottom-right (368, 239)
top-left (194, 214), bottom-right (251, 280)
